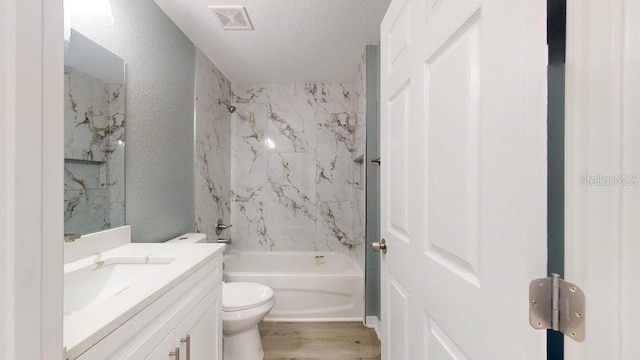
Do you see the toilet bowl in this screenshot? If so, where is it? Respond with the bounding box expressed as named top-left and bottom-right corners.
top-left (223, 282), bottom-right (275, 360)
top-left (165, 234), bottom-right (274, 359)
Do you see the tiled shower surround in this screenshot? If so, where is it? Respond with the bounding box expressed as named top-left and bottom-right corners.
top-left (229, 82), bottom-right (364, 259)
top-left (194, 49), bottom-right (232, 241)
top-left (194, 51), bottom-right (367, 268)
top-left (353, 51), bottom-right (367, 271)
top-left (64, 66), bottom-right (125, 235)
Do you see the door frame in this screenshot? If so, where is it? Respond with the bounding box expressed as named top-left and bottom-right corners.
top-left (564, 0), bottom-right (640, 358)
top-left (1, 0), bottom-right (64, 358)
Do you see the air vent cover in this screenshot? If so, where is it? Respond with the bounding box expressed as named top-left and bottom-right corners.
top-left (209, 6), bottom-right (254, 30)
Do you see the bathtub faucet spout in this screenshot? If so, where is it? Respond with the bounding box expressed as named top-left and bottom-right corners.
top-left (217, 238), bottom-right (232, 244)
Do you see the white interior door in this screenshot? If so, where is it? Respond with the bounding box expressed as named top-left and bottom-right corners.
top-left (379, 0), bottom-right (548, 358)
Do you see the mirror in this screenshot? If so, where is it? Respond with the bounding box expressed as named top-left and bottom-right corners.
top-left (64, 29), bottom-right (126, 236)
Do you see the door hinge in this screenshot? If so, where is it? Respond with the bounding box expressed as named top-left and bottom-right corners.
top-left (529, 273), bottom-right (585, 342)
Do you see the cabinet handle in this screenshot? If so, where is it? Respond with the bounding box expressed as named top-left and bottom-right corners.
top-left (169, 347), bottom-right (180, 360)
top-left (180, 335), bottom-right (191, 360)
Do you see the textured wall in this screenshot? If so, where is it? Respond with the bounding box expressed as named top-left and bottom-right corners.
top-left (228, 83), bottom-right (362, 259)
top-left (364, 44), bottom-right (381, 318)
top-left (194, 49), bottom-right (232, 241)
top-left (70, 0), bottom-right (195, 242)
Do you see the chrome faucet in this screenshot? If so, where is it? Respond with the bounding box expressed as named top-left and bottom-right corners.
top-left (216, 238), bottom-right (232, 244)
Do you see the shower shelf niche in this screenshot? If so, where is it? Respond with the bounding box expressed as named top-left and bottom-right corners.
top-left (64, 158), bottom-right (108, 188)
top-left (64, 158), bottom-right (106, 165)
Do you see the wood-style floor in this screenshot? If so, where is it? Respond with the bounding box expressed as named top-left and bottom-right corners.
top-left (259, 322), bottom-right (381, 360)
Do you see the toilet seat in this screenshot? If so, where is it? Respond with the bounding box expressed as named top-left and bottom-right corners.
top-left (223, 282), bottom-right (274, 312)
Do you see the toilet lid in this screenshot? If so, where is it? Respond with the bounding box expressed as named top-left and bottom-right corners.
top-left (223, 282), bottom-right (274, 311)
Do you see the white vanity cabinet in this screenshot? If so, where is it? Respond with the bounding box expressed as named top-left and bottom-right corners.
top-left (145, 331), bottom-right (177, 360)
top-left (173, 285), bottom-right (221, 360)
top-left (69, 249), bottom-right (223, 360)
top-left (145, 283), bottom-right (221, 360)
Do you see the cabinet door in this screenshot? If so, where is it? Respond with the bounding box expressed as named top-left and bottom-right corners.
top-left (176, 284), bottom-right (222, 360)
top-left (144, 330), bottom-right (177, 360)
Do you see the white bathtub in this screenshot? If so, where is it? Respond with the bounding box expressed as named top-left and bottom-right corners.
top-left (223, 252), bottom-right (364, 322)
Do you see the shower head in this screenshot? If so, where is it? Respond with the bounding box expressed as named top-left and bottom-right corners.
top-left (218, 99), bottom-right (236, 113)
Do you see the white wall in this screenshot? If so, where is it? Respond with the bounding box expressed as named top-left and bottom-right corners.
top-left (1, 0), bottom-right (64, 358)
top-left (69, 0), bottom-right (196, 242)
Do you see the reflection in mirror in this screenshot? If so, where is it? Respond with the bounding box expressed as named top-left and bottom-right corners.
top-left (64, 29), bottom-right (126, 236)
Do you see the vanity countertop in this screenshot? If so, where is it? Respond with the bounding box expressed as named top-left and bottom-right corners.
top-left (63, 243), bottom-right (224, 358)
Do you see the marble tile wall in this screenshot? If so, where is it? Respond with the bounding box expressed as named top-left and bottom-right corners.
top-left (194, 49), bottom-right (232, 241)
top-left (353, 51), bottom-right (367, 272)
top-left (64, 67), bottom-right (125, 235)
top-left (229, 82), bottom-right (363, 259)
top-left (108, 83), bottom-right (126, 227)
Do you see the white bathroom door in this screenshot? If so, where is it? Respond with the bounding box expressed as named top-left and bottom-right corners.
top-left (379, 0), bottom-right (548, 358)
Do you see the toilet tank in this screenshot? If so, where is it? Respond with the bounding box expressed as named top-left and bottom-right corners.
top-left (165, 233), bottom-right (208, 243)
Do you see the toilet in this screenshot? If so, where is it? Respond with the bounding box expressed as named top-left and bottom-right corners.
top-left (222, 282), bottom-right (275, 360)
top-left (166, 233), bottom-right (275, 360)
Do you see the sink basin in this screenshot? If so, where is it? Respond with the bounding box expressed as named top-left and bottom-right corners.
top-left (64, 257), bottom-right (175, 313)
top-left (63, 242), bottom-right (226, 358)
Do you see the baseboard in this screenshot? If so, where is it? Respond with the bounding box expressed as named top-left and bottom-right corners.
top-left (364, 316), bottom-right (381, 340)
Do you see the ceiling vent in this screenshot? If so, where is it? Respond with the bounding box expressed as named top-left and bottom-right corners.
top-left (209, 6), bottom-right (254, 30)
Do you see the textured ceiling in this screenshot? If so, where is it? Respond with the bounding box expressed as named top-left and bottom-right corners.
top-left (154, 0), bottom-right (390, 84)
